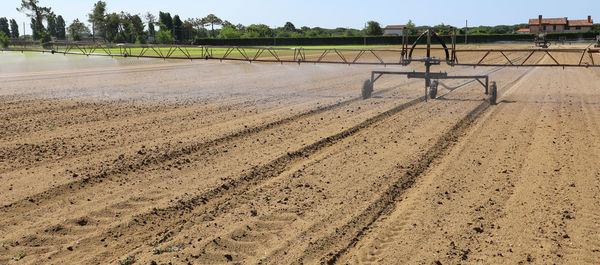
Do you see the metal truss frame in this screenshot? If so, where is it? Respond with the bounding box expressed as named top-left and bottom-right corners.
top-left (3, 29), bottom-right (600, 104)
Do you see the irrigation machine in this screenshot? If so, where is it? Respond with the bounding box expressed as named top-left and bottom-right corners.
top-left (534, 33), bottom-right (550, 48)
top-left (4, 27), bottom-right (600, 105)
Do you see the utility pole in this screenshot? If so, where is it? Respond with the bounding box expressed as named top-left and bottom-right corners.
top-left (465, 20), bottom-right (468, 44)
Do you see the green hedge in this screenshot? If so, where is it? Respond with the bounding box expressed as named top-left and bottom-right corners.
top-left (194, 32), bottom-right (598, 46)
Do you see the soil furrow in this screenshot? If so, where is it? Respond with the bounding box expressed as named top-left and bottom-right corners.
top-left (0, 96), bottom-right (363, 210)
top-left (312, 58), bottom-right (545, 265)
top-left (32, 94), bottom-right (427, 264)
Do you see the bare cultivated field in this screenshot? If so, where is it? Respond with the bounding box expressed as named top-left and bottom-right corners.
top-left (1, 44), bottom-right (599, 265)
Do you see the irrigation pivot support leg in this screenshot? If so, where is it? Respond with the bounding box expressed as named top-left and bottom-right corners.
top-left (429, 81), bottom-right (439, 99)
top-left (490, 81), bottom-right (497, 105)
top-left (362, 79), bottom-right (373, 99)
top-left (484, 77), bottom-right (488, 94)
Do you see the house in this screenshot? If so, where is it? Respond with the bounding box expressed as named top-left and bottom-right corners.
top-left (384, 25), bottom-right (404, 36)
top-left (515, 28), bottom-right (530, 34)
top-left (529, 15), bottom-right (593, 33)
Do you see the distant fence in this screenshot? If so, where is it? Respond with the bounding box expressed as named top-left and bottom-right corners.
top-left (194, 32), bottom-right (599, 46)
top-left (7, 39), bottom-right (41, 49)
top-left (6, 32), bottom-right (598, 49)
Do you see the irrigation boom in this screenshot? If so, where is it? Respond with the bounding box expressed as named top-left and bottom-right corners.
top-left (3, 27), bottom-right (599, 104)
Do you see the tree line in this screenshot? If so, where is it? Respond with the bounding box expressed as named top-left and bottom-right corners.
top-left (5, 0), bottom-right (391, 44)
top-left (6, 0), bottom-right (600, 45)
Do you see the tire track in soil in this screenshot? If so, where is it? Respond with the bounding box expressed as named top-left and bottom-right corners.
top-left (39, 94), bottom-right (429, 264)
top-left (303, 100), bottom-right (490, 265)
top-left (0, 52), bottom-right (517, 262)
top-left (0, 73), bottom-right (417, 210)
top-left (172, 65), bottom-right (514, 264)
top-left (344, 83), bottom-right (545, 265)
top-left (0, 97), bottom-right (350, 207)
top-left (0, 66), bottom-right (366, 142)
top-left (0, 95), bottom-right (334, 173)
top-left (560, 80), bottom-right (600, 263)
top-left (304, 57), bottom-right (546, 265)
top-left (0, 74), bottom-right (432, 255)
top-left (0, 58), bottom-right (402, 142)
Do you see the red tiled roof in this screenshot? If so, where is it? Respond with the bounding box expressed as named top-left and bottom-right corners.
top-left (385, 25), bottom-right (405, 29)
top-left (568, 19), bottom-right (593, 26)
top-left (516, 28), bottom-right (530, 33)
top-left (529, 17), bottom-right (567, 25)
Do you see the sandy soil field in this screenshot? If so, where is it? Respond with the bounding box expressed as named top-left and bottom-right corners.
top-left (0, 45), bottom-right (599, 265)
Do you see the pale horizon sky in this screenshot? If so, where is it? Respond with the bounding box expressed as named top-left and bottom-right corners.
top-left (2, 0), bottom-right (599, 35)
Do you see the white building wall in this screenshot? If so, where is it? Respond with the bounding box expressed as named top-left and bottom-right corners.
top-left (384, 29), bottom-right (403, 36)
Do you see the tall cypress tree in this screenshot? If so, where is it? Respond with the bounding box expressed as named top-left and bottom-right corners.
top-left (0, 18), bottom-right (9, 37)
top-left (88, 1), bottom-right (107, 41)
top-left (56, 15), bottom-right (66, 39)
top-left (173, 15), bottom-right (183, 41)
top-left (30, 17), bottom-right (40, 40)
top-left (47, 14), bottom-right (57, 37)
top-left (10, 19), bottom-right (19, 38)
top-left (158, 12), bottom-right (172, 31)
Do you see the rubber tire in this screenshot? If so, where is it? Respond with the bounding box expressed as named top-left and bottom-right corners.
top-left (362, 80), bottom-right (373, 99)
top-left (490, 82), bottom-right (497, 105)
top-left (429, 81), bottom-right (439, 99)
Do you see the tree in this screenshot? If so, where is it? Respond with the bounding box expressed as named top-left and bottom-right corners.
top-left (276, 31), bottom-right (291, 38)
top-left (0, 18), bottom-right (9, 37)
top-left (10, 19), bottom-right (19, 38)
top-left (244, 24), bottom-right (272, 38)
top-left (203, 14), bottom-right (222, 37)
top-left (299, 26), bottom-right (310, 34)
top-left (283, 22), bottom-right (296, 32)
top-left (173, 15), bottom-right (183, 41)
top-left (181, 20), bottom-right (195, 43)
top-left (158, 12), bottom-right (172, 32)
top-left (156, 30), bottom-right (174, 44)
top-left (68, 18), bottom-right (90, 41)
top-left (88, 1), bottom-right (107, 41)
top-left (221, 20), bottom-right (233, 28)
top-left (145, 12), bottom-right (156, 39)
top-left (17, 0), bottom-right (52, 40)
top-left (30, 18), bottom-right (40, 40)
top-left (306, 29), bottom-right (319, 38)
top-left (47, 14), bottom-right (57, 37)
top-left (218, 25), bottom-right (241, 39)
top-left (489, 25), bottom-right (511, 34)
top-left (128, 14), bottom-right (145, 43)
top-left (188, 18), bottom-right (207, 40)
top-left (0, 31), bottom-right (8, 48)
top-left (404, 20), bottom-right (416, 35)
top-left (104, 13), bottom-right (120, 42)
top-left (120, 13), bottom-right (134, 43)
top-left (434, 23), bottom-right (452, 35)
top-left (364, 21), bottom-right (383, 36)
top-left (344, 29), bottom-right (359, 37)
top-left (56, 15), bottom-right (66, 39)
top-left (242, 31), bottom-right (260, 38)
top-left (40, 30), bottom-right (51, 46)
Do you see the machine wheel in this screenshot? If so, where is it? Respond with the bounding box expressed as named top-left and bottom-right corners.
top-left (362, 80), bottom-right (373, 99)
top-left (490, 81), bottom-right (497, 105)
top-left (429, 81), bottom-right (439, 99)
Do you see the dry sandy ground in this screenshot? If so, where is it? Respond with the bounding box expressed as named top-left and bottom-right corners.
top-left (0, 46), bottom-right (599, 265)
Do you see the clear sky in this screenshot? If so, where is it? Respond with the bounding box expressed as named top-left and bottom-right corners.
top-left (2, 0), bottom-right (599, 35)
